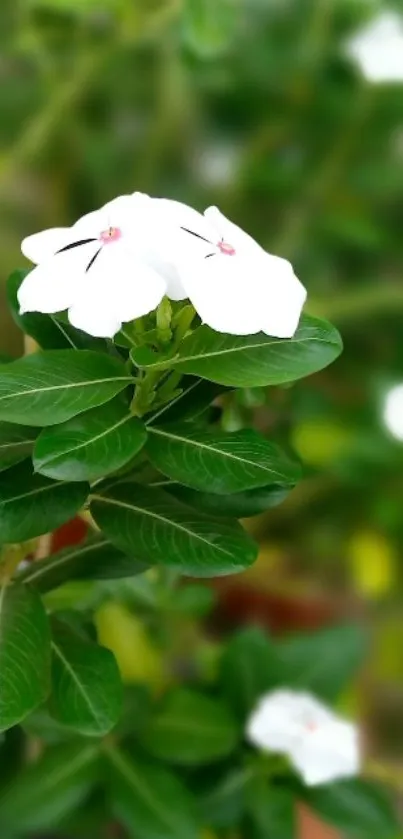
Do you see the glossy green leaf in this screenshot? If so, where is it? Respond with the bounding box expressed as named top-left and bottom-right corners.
top-left (7, 270), bottom-right (106, 351)
top-left (166, 481), bottom-right (291, 518)
top-left (19, 536), bottom-right (147, 592)
top-left (246, 776), bottom-right (296, 839)
top-left (0, 350), bottom-right (133, 426)
top-left (0, 422), bottom-right (38, 473)
top-left (49, 618), bottom-right (122, 736)
top-left (220, 627), bottom-right (279, 718)
top-left (305, 779), bottom-right (400, 839)
top-left (133, 316), bottom-right (342, 388)
top-left (106, 747), bottom-right (199, 839)
top-left (34, 398), bottom-right (147, 482)
top-left (141, 689), bottom-right (240, 765)
top-left (147, 425), bottom-right (299, 494)
top-left (91, 484), bottom-right (258, 577)
top-left (0, 583), bottom-right (51, 732)
top-left (148, 377), bottom-right (227, 425)
top-left (0, 741), bottom-right (99, 834)
top-left (0, 461), bottom-right (89, 542)
top-left (276, 624), bottom-right (368, 701)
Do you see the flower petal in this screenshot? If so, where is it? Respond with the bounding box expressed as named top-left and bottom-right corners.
top-left (204, 206), bottom-right (264, 256)
top-left (18, 243), bottom-right (96, 314)
top-left (177, 247), bottom-right (305, 337)
top-left (21, 228), bottom-right (71, 264)
top-left (290, 721), bottom-right (360, 786)
top-left (67, 242), bottom-right (167, 338)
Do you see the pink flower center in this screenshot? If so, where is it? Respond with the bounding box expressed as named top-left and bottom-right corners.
top-left (305, 721), bottom-right (318, 732)
top-left (217, 240), bottom-right (236, 256)
top-left (99, 226), bottom-right (122, 245)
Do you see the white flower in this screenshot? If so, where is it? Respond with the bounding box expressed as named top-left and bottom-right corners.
top-left (246, 689), bottom-right (360, 787)
top-left (383, 383), bottom-right (403, 441)
top-left (133, 195), bottom-right (307, 338)
top-left (19, 194), bottom-right (167, 338)
top-left (346, 11), bottom-right (403, 83)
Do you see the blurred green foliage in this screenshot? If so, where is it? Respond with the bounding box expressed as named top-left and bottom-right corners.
top-left (2, 0), bottom-right (403, 827)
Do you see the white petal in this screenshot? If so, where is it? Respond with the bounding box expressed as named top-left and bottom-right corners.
top-left (21, 228), bottom-right (71, 264)
top-left (68, 303), bottom-right (122, 339)
top-left (18, 243), bottom-right (96, 314)
top-left (177, 248), bottom-right (305, 337)
top-left (346, 12), bottom-right (403, 83)
top-left (204, 206), bottom-right (264, 256)
top-left (290, 720), bottom-right (360, 787)
top-left (246, 690), bottom-right (331, 754)
top-left (261, 257), bottom-right (307, 338)
top-left (67, 242), bottom-right (167, 338)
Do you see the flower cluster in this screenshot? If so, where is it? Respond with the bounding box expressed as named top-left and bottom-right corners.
top-left (246, 689), bottom-right (360, 787)
top-left (19, 192), bottom-right (307, 339)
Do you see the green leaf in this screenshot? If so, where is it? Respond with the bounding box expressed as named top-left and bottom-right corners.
top-left (0, 350), bottom-right (133, 426)
top-left (198, 766), bottom-right (249, 829)
top-left (133, 315), bottom-right (342, 388)
top-left (182, 0), bottom-right (239, 58)
top-left (140, 689), bottom-right (240, 765)
top-left (305, 779), bottom-right (400, 839)
top-left (246, 776), bottom-right (296, 839)
top-left (148, 377), bottom-right (227, 425)
top-left (34, 398), bottom-right (147, 482)
top-left (0, 583), bottom-right (51, 732)
top-left (276, 624), bottom-right (368, 701)
top-left (0, 741), bottom-right (99, 834)
top-left (91, 484), bottom-right (258, 577)
top-left (18, 536), bottom-right (147, 592)
top-left (167, 482), bottom-right (291, 518)
top-left (0, 461), bottom-right (89, 542)
top-left (220, 627), bottom-right (279, 718)
top-left (106, 747), bottom-right (199, 839)
top-left (0, 422), bottom-right (38, 473)
top-left (147, 425), bottom-right (299, 494)
top-left (49, 618), bottom-right (122, 736)
top-left (7, 270), bottom-right (106, 351)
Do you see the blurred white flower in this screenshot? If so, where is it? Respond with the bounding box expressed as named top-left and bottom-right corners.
top-left (136, 195), bottom-right (307, 338)
top-left (346, 11), bottom-right (403, 83)
top-left (191, 140), bottom-right (241, 187)
top-left (246, 689), bottom-right (360, 787)
top-left (19, 195), bottom-right (167, 338)
top-left (383, 383), bottom-right (403, 440)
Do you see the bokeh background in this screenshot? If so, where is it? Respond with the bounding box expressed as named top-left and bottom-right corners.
top-left (1, 0), bottom-right (403, 825)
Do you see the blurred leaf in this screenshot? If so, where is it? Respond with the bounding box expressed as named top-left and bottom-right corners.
top-left (246, 775), bottom-right (296, 839)
top-left (34, 398), bottom-right (147, 482)
top-left (0, 741), bottom-right (99, 834)
top-left (305, 778), bottom-right (400, 839)
top-left (182, 0), bottom-right (239, 57)
top-left (220, 627), bottom-right (279, 718)
top-left (0, 350), bottom-right (133, 426)
top-left (49, 618), bottom-right (122, 736)
top-left (0, 583), bottom-right (50, 732)
top-left (133, 316), bottom-right (343, 388)
top-left (198, 766), bottom-right (250, 829)
top-left (276, 624), bottom-right (368, 701)
top-left (147, 425), bottom-right (299, 493)
top-left (95, 602), bottom-right (166, 689)
top-left (106, 747), bottom-right (199, 839)
top-left (0, 460), bottom-right (88, 542)
top-left (19, 536), bottom-right (147, 592)
top-left (140, 689), bottom-right (240, 765)
top-left (91, 484), bottom-right (258, 577)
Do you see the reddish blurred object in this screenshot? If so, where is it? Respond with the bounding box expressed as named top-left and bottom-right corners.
top-left (50, 516), bottom-right (88, 554)
top-left (212, 580), bottom-right (342, 636)
top-left (298, 804), bottom-right (340, 839)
